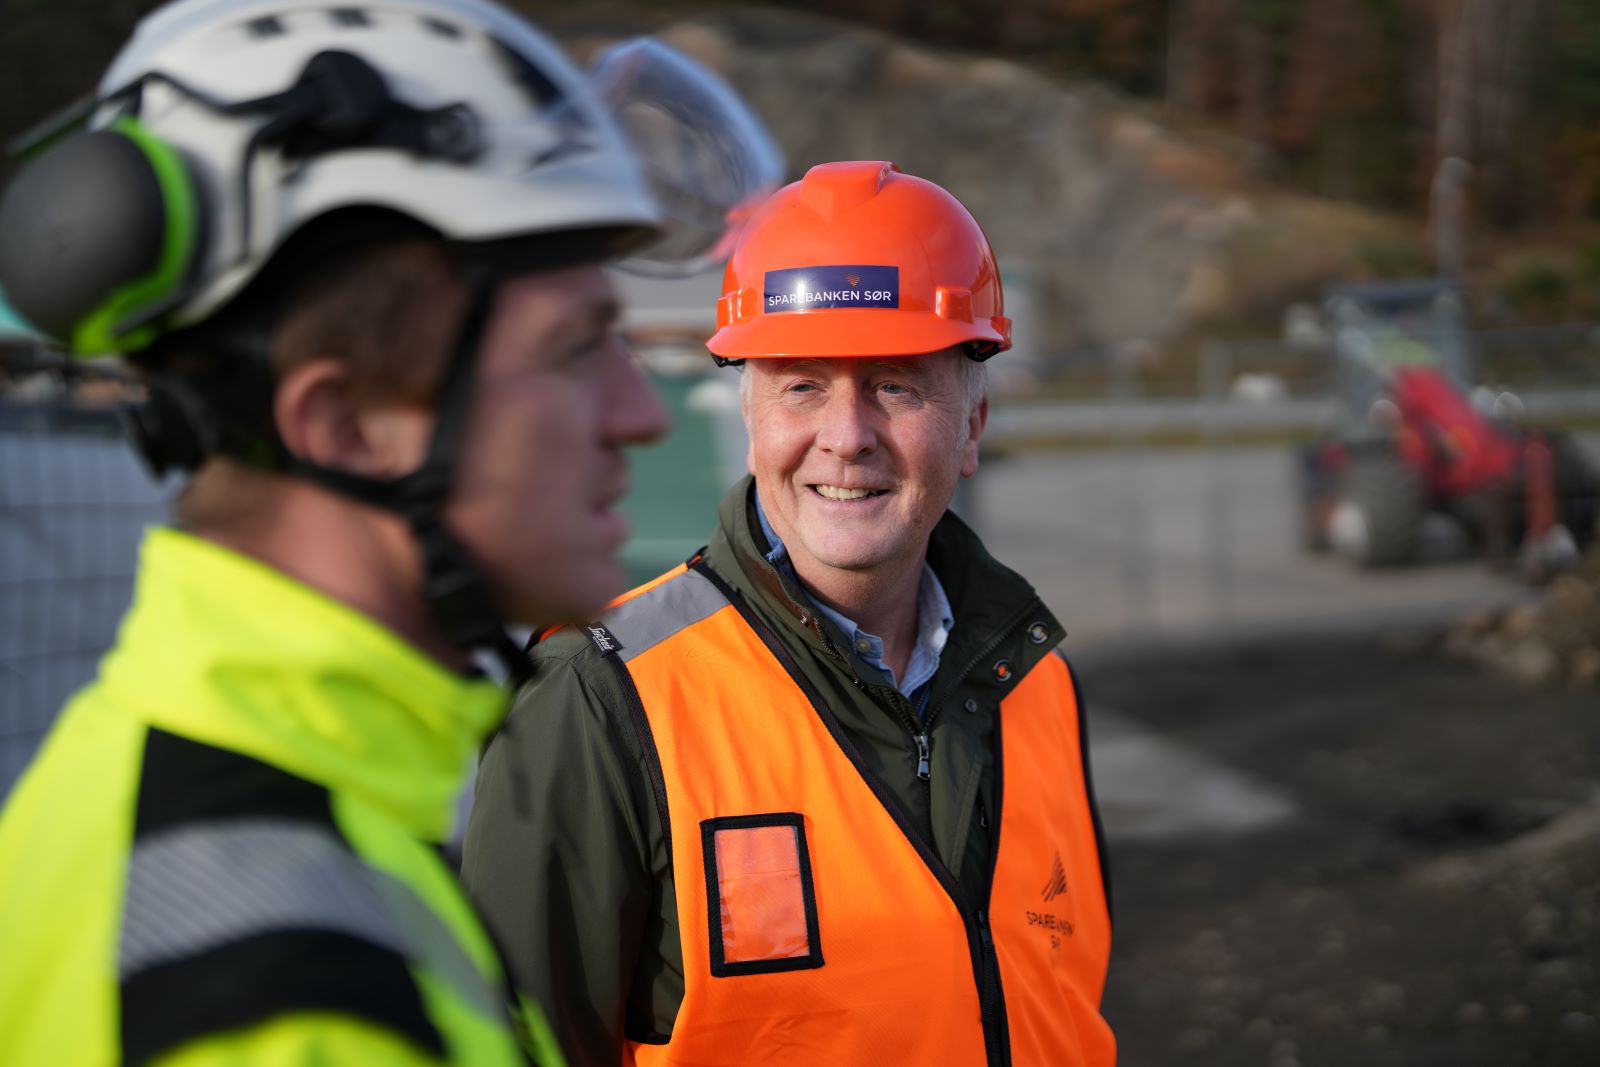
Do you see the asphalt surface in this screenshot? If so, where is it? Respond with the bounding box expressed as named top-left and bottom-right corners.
top-left (1088, 633), bottom-right (1600, 1067)
top-left (969, 443), bottom-right (1600, 1065)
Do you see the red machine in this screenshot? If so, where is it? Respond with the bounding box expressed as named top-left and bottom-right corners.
top-left (1297, 281), bottom-right (1597, 575)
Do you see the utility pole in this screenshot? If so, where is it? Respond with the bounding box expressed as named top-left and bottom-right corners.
top-left (1166, 0), bottom-right (1194, 110)
top-left (1431, 0), bottom-right (1474, 281)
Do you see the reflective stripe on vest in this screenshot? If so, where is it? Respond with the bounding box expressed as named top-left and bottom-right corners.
top-left (603, 565), bottom-right (1114, 1067)
top-left (120, 819), bottom-right (412, 977)
top-left (118, 728), bottom-right (531, 1067)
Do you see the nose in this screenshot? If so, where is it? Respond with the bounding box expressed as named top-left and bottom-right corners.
top-left (606, 343), bottom-right (670, 446)
top-left (816, 383), bottom-right (877, 460)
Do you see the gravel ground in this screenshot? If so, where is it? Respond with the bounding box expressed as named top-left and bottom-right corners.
top-left (1088, 632), bottom-right (1600, 1067)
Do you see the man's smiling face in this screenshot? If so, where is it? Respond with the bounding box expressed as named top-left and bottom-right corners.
top-left (742, 348), bottom-right (985, 585)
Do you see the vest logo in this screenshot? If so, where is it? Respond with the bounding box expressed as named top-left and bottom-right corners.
top-left (585, 624), bottom-right (623, 656)
top-left (1041, 850), bottom-right (1069, 903)
top-left (763, 265), bottom-right (899, 312)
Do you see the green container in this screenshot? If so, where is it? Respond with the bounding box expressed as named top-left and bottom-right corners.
top-left (617, 370), bottom-right (745, 587)
top-left (0, 287), bottom-right (41, 341)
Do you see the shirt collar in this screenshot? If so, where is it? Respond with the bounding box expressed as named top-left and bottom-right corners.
top-left (754, 490), bottom-right (953, 696)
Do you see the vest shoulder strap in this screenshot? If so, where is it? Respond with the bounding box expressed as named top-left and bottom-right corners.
top-left (598, 564), bottom-right (730, 664)
top-left (120, 728), bottom-right (445, 1065)
top-left (574, 565), bottom-right (734, 864)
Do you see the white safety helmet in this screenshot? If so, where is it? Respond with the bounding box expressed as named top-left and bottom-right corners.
top-left (0, 0), bottom-right (784, 676)
top-left (0, 0), bottom-right (778, 355)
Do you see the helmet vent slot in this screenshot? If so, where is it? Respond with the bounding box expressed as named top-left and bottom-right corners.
top-left (246, 16), bottom-right (286, 39)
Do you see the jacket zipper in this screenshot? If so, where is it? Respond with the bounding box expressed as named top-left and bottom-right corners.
top-left (910, 686), bottom-right (933, 780)
top-left (695, 562), bottom-right (1026, 1067)
top-left (979, 701), bottom-right (1012, 1062)
top-left (815, 621), bottom-right (932, 783)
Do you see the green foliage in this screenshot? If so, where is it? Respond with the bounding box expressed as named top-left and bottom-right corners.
top-left (1356, 0), bottom-right (1408, 40)
top-left (1549, 0), bottom-right (1600, 117)
top-left (1501, 259), bottom-right (1572, 313)
top-left (1238, 0), bottom-right (1296, 33)
top-left (1513, 0), bottom-right (1600, 222)
top-left (1359, 240), bottom-right (1428, 280)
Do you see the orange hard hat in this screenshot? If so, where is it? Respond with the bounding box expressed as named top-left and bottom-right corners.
top-left (706, 160), bottom-right (1011, 364)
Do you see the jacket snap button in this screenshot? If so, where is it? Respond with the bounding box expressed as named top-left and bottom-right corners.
top-left (963, 698), bottom-right (978, 714)
top-left (1027, 622), bottom-right (1049, 644)
top-left (993, 660), bottom-right (1013, 682)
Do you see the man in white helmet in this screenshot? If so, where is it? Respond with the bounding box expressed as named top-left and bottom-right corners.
top-left (0, 2), bottom-right (775, 1064)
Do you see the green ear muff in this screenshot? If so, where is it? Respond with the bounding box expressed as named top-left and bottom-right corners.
top-left (76, 118), bottom-right (201, 354)
top-left (0, 116), bottom-right (201, 356)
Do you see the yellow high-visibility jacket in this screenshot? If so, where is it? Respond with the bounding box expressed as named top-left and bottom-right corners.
top-left (0, 528), bottom-right (560, 1067)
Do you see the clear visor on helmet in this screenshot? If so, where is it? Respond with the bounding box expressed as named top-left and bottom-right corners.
top-left (588, 38), bottom-right (784, 278)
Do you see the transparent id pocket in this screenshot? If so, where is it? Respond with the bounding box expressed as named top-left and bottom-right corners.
top-left (700, 813), bottom-right (824, 977)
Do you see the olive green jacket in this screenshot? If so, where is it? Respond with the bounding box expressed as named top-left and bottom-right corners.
top-left (461, 477), bottom-right (1109, 1067)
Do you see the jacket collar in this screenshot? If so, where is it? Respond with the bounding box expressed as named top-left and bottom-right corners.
top-left (100, 527), bottom-right (506, 842)
top-left (705, 477), bottom-right (1065, 696)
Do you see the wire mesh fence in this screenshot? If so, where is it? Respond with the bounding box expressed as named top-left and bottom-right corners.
top-left (0, 401), bottom-right (169, 800)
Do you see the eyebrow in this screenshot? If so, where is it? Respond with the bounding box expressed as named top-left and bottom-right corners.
top-left (868, 359), bottom-right (933, 377)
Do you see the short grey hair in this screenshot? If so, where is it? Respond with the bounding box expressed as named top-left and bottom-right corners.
top-left (957, 352), bottom-right (988, 417)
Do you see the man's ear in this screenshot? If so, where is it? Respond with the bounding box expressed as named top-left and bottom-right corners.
top-left (960, 394), bottom-right (988, 479)
top-left (274, 359), bottom-right (430, 475)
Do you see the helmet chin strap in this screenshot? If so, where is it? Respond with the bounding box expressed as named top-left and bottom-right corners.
top-left (285, 266), bottom-right (531, 686)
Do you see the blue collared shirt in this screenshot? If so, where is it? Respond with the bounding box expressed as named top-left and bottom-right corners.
top-left (755, 491), bottom-right (953, 708)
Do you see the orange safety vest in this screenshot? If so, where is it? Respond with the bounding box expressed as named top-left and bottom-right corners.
top-left (598, 561), bottom-right (1115, 1067)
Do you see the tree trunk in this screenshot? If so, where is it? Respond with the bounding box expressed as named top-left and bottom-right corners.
top-left (1432, 0), bottom-right (1473, 279)
top-left (1234, 21), bottom-right (1272, 145)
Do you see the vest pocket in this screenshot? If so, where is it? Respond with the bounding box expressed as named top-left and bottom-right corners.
top-left (700, 813), bottom-right (825, 977)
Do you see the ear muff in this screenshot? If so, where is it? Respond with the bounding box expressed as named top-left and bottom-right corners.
top-left (0, 116), bottom-right (202, 355)
top-left (0, 51), bottom-right (469, 359)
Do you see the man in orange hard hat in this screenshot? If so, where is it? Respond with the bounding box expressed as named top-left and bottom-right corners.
top-left (463, 161), bottom-right (1115, 1067)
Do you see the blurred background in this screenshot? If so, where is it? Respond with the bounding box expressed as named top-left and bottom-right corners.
top-left (4, 1), bottom-right (1600, 1064)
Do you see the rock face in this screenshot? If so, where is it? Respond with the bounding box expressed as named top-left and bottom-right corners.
top-left (1443, 546), bottom-right (1600, 687)
top-left (563, 7), bottom-right (1403, 360)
